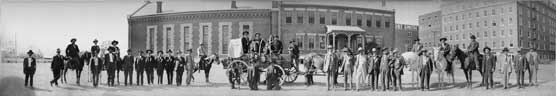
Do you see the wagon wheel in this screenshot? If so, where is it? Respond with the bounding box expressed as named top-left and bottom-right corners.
top-left (282, 66), bottom-right (298, 83)
top-left (228, 60), bottom-right (249, 84)
top-left (273, 65), bottom-right (287, 86)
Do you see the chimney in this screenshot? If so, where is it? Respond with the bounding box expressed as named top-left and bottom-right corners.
top-left (156, 1), bottom-right (162, 13)
top-left (231, 1), bottom-right (238, 9)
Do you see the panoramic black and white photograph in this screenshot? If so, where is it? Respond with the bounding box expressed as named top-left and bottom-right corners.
top-left (0, 0), bottom-right (555, 96)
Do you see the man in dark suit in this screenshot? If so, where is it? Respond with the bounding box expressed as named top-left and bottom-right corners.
top-left (50, 49), bottom-right (65, 86)
top-left (123, 49), bottom-right (134, 86)
top-left (156, 51), bottom-right (165, 84)
top-left (145, 50), bottom-right (155, 85)
top-left (23, 50), bottom-right (36, 88)
top-left (136, 51), bottom-right (145, 85)
top-left (165, 49), bottom-right (176, 85)
top-left (241, 31), bottom-right (250, 54)
top-left (105, 48), bottom-right (117, 86)
top-left (108, 40), bottom-right (121, 85)
top-left (175, 51), bottom-right (185, 86)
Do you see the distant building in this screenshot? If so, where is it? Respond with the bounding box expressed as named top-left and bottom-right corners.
top-left (418, 11), bottom-right (442, 50)
top-left (394, 24), bottom-right (419, 52)
top-left (128, 1), bottom-right (395, 56)
top-left (419, 0), bottom-right (555, 60)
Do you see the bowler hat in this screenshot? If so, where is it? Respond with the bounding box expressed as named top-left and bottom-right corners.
top-left (27, 50), bottom-right (34, 54)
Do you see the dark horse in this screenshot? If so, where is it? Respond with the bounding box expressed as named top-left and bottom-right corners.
top-left (62, 52), bottom-right (91, 85)
top-left (446, 45), bottom-right (482, 88)
top-left (195, 53), bottom-right (219, 83)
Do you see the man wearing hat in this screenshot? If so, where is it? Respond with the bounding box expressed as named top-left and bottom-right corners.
top-left (288, 40), bottom-right (300, 69)
top-left (89, 48), bottom-right (102, 87)
top-left (90, 39), bottom-right (100, 82)
top-left (241, 31), bottom-right (251, 54)
top-left (50, 49), bottom-right (65, 86)
top-left (104, 47), bottom-right (117, 86)
top-left (270, 35), bottom-right (283, 55)
top-left (514, 49), bottom-right (527, 89)
top-left (412, 39), bottom-right (423, 55)
top-left (482, 47), bottom-right (496, 89)
top-left (175, 50), bottom-right (185, 86)
top-left (526, 47), bottom-right (540, 86)
top-left (197, 43), bottom-right (208, 73)
top-left (380, 48), bottom-right (392, 91)
top-left (466, 35), bottom-right (480, 70)
top-left (391, 48), bottom-right (404, 91)
top-left (367, 48), bottom-right (380, 90)
top-left (65, 38), bottom-right (80, 84)
top-left (251, 33), bottom-right (266, 54)
top-left (419, 50), bottom-right (433, 91)
top-left (438, 38), bottom-right (454, 82)
top-left (498, 47), bottom-right (513, 89)
top-left (145, 50), bottom-right (155, 85)
top-left (135, 51), bottom-right (145, 85)
top-left (108, 40), bottom-right (122, 85)
top-left (165, 49), bottom-right (176, 85)
top-left (184, 49), bottom-right (195, 85)
top-left (354, 47), bottom-right (368, 91)
top-left (122, 49), bottom-right (135, 86)
top-left (325, 45), bottom-right (338, 91)
top-left (23, 50), bottom-right (36, 87)
top-left (155, 50), bottom-right (165, 84)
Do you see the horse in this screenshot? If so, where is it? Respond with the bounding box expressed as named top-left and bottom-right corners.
top-left (446, 45), bottom-right (482, 89)
top-left (400, 51), bottom-right (419, 87)
top-left (61, 52), bottom-right (89, 85)
top-left (431, 48), bottom-right (449, 89)
top-left (195, 53), bottom-right (219, 83)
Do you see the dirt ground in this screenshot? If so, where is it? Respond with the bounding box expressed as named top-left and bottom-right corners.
top-left (1, 61), bottom-right (555, 96)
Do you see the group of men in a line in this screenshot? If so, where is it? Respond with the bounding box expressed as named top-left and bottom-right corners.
top-left (413, 35), bottom-right (540, 90)
top-left (47, 38), bottom-right (199, 87)
top-left (322, 45), bottom-right (405, 91)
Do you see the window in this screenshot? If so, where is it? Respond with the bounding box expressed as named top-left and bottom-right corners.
top-left (295, 34), bottom-right (305, 49)
top-left (357, 19), bottom-right (362, 26)
top-left (501, 30), bottom-right (505, 36)
top-left (484, 31), bottom-right (488, 37)
top-left (308, 34), bottom-right (315, 49)
top-left (484, 10), bottom-right (487, 16)
top-left (319, 35), bottom-right (326, 49)
top-left (221, 25), bottom-right (230, 54)
top-left (165, 27), bottom-right (173, 50)
top-left (366, 20), bottom-right (372, 27)
top-left (202, 25), bottom-right (210, 44)
top-left (286, 17), bottom-right (292, 23)
top-left (320, 17), bottom-right (325, 24)
top-left (492, 9), bottom-right (496, 15)
top-left (346, 17), bottom-right (351, 25)
top-left (332, 18), bottom-right (337, 25)
top-left (376, 21), bottom-right (381, 28)
top-left (385, 22), bottom-right (390, 28)
top-left (148, 27), bottom-right (156, 50)
top-left (493, 30), bottom-right (497, 37)
top-left (297, 16), bottom-right (304, 23)
top-left (182, 25), bottom-right (191, 50)
top-left (309, 16), bottom-right (315, 24)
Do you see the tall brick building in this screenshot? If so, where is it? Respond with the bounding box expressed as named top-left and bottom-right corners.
top-left (419, 0), bottom-right (555, 60)
top-left (418, 11), bottom-right (442, 49)
top-left (128, 1), bottom-right (395, 56)
top-left (394, 24), bottom-right (419, 52)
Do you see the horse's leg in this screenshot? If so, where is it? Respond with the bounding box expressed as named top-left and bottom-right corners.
top-left (205, 64), bottom-right (211, 83)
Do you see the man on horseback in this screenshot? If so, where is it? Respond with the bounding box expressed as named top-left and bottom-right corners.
top-left (66, 38), bottom-right (81, 84)
top-left (464, 35), bottom-right (480, 89)
top-left (51, 49), bottom-right (65, 86)
top-left (439, 38), bottom-right (455, 84)
top-left (412, 39), bottom-right (423, 55)
top-left (197, 43), bottom-right (210, 83)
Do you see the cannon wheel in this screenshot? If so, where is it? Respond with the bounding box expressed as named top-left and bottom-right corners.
top-left (282, 66), bottom-right (298, 83)
top-left (228, 60), bottom-right (249, 84)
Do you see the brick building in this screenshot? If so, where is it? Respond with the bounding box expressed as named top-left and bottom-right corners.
top-left (394, 24), bottom-right (419, 52)
top-left (128, 1), bottom-right (395, 56)
top-left (419, 0), bottom-right (555, 59)
top-left (418, 11), bottom-right (442, 49)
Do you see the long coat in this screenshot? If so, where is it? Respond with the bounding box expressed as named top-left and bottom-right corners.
top-left (66, 44), bottom-right (80, 58)
top-left (367, 54), bottom-right (380, 74)
top-left (122, 55), bottom-right (135, 71)
top-left (482, 53), bottom-right (496, 73)
top-left (513, 54), bottom-right (528, 72)
top-left (497, 53), bottom-right (513, 74)
top-left (525, 51), bottom-right (539, 70)
top-left (51, 54), bottom-right (65, 70)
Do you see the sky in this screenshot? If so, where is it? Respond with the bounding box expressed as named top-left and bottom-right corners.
top-left (0, 0), bottom-right (441, 57)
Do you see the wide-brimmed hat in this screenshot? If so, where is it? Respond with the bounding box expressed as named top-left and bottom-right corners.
top-left (146, 49), bottom-right (153, 53)
top-left (27, 50), bottom-right (34, 54)
top-left (93, 39), bottom-right (98, 43)
top-left (470, 35), bottom-right (476, 39)
top-left (70, 38), bottom-right (77, 42)
top-left (502, 47), bottom-right (509, 52)
top-left (242, 31), bottom-right (249, 35)
top-left (414, 39), bottom-right (420, 41)
top-left (327, 45), bottom-right (333, 49)
top-left (483, 47), bottom-right (491, 52)
top-left (111, 40), bottom-right (119, 45)
top-left (439, 38), bottom-right (447, 41)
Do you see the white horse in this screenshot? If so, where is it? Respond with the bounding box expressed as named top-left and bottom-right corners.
top-left (431, 47), bottom-right (449, 89)
top-left (401, 52), bottom-right (419, 87)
